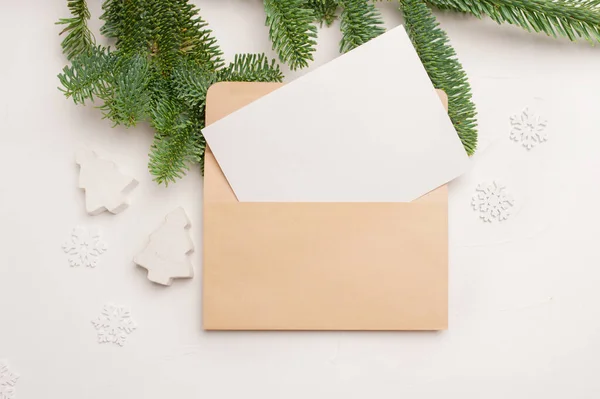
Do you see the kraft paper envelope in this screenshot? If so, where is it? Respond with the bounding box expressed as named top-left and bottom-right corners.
top-left (203, 82), bottom-right (451, 331)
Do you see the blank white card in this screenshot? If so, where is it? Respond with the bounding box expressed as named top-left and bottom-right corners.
top-left (203, 25), bottom-right (470, 202)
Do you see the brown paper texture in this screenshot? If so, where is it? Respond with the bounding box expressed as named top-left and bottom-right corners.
top-left (203, 82), bottom-right (449, 330)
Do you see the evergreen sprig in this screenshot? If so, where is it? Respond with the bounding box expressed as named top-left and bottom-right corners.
top-left (102, 55), bottom-right (152, 127)
top-left (60, 0), bottom-right (600, 184)
top-left (400, 0), bottom-right (478, 154)
top-left (58, 45), bottom-right (114, 105)
top-left (148, 109), bottom-right (201, 184)
top-left (264, 0), bottom-right (318, 70)
top-left (58, 0), bottom-right (282, 184)
top-left (218, 54), bottom-right (285, 82)
top-left (427, 0), bottom-right (600, 43)
top-left (308, 0), bottom-right (339, 27)
top-left (338, 0), bottom-right (386, 53)
top-left (57, 0), bottom-right (95, 60)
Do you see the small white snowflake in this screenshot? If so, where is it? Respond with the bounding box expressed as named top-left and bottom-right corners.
top-left (0, 361), bottom-right (19, 399)
top-left (91, 304), bottom-right (137, 347)
top-left (510, 107), bottom-right (548, 150)
top-left (471, 181), bottom-right (515, 223)
top-left (62, 226), bottom-right (107, 268)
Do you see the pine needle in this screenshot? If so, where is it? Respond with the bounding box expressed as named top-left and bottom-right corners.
top-left (263, 0), bottom-right (318, 70)
top-left (172, 60), bottom-right (215, 109)
top-left (59, 0), bottom-right (284, 184)
top-left (400, 0), bottom-right (478, 155)
top-left (149, 120), bottom-right (197, 185)
top-left (217, 54), bottom-right (284, 82)
top-left (102, 55), bottom-right (152, 127)
top-left (58, 45), bottom-right (114, 104)
top-left (307, 0), bottom-right (339, 27)
top-left (427, 0), bottom-right (600, 43)
top-left (338, 0), bottom-right (386, 53)
top-left (57, 0), bottom-right (95, 60)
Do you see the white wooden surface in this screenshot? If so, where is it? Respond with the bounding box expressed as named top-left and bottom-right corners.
top-left (1, 1), bottom-right (600, 397)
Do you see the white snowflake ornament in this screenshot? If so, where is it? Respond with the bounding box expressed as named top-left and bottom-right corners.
top-left (0, 361), bottom-right (19, 399)
top-left (91, 304), bottom-right (137, 347)
top-left (510, 108), bottom-right (548, 150)
top-left (62, 226), bottom-right (107, 268)
top-left (471, 181), bottom-right (515, 223)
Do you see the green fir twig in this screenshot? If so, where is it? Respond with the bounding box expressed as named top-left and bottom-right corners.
top-left (338, 0), bottom-right (386, 52)
top-left (58, 0), bottom-right (282, 184)
top-left (218, 53), bottom-right (284, 82)
top-left (427, 0), bottom-right (600, 43)
top-left (263, 0), bottom-right (318, 70)
top-left (308, 0), bottom-right (340, 26)
top-left (400, 0), bottom-right (478, 154)
top-left (57, 0), bottom-right (95, 60)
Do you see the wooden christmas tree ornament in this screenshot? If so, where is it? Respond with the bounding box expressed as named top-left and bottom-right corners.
top-left (134, 207), bottom-right (195, 286)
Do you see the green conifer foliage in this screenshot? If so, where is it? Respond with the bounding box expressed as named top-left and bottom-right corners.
top-left (56, 0), bottom-right (95, 60)
top-left (308, 0), bottom-right (339, 27)
top-left (338, 0), bottom-right (386, 52)
top-left (59, 0), bottom-right (600, 184)
top-left (401, 0), bottom-right (478, 155)
top-left (263, 0), bottom-right (318, 70)
top-left (58, 0), bottom-right (282, 185)
top-left (427, 0), bottom-right (600, 43)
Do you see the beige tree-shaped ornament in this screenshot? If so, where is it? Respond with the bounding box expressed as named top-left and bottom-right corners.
top-left (134, 207), bottom-right (195, 286)
top-left (76, 148), bottom-right (138, 215)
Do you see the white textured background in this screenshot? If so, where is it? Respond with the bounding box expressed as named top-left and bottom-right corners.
top-left (2, 1), bottom-right (600, 398)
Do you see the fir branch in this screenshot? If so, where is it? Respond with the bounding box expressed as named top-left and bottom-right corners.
top-left (58, 45), bottom-right (114, 104)
top-left (57, 0), bottom-right (95, 60)
top-left (148, 97), bottom-right (202, 185)
top-left (100, 0), bottom-right (153, 56)
top-left (60, 0), bottom-right (284, 184)
top-left (217, 54), bottom-right (284, 82)
top-left (400, 0), bottom-right (477, 155)
top-left (99, 0), bottom-right (122, 39)
top-left (338, 0), bottom-right (385, 53)
top-left (264, 0), bottom-right (318, 70)
top-left (100, 0), bottom-right (224, 71)
top-left (176, 0), bottom-right (225, 71)
top-left (149, 1), bottom-right (183, 74)
top-left (149, 95), bottom-right (186, 136)
top-left (307, 0), bottom-right (339, 27)
top-left (102, 55), bottom-right (152, 127)
top-left (426, 0), bottom-right (600, 43)
top-left (172, 60), bottom-right (215, 108)
top-left (149, 123), bottom-right (198, 185)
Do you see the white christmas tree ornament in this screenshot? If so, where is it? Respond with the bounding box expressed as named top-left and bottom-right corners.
top-left (75, 148), bottom-right (138, 215)
top-left (134, 207), bottom-right (194, 286)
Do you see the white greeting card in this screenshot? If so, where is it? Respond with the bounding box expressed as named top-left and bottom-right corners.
top-left (203, 25), bottom-right (470, 202)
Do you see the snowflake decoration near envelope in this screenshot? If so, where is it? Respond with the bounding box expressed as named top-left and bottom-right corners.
top-left (62, 226), bottom-right (107, 268)
top-left (91, 304), bottom-right (137, 346)
top-left (472, 181), bottom-right (515, 222)
top-left (510, 107), bottom-right (548, 150)
top-left (0, 361), bottom-right (19, 399)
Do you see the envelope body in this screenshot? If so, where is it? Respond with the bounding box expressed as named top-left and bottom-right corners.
top-left (203, 82), bottom-right (448, 330)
